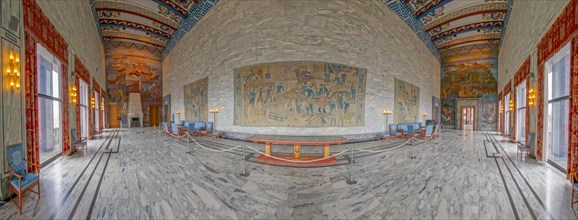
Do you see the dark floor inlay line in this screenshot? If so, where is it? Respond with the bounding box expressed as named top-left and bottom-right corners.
top-left (87, 136), bottom-right (122, 219)
top-left (488, 133), bottom-right (556, 220)
top-left (48, 129), bottom-right (119, 220)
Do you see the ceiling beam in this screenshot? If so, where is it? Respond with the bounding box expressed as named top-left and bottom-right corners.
top-left (100, 19), bottom-right (171, 39)
top-left (96, 8), bottom-right (177, 30)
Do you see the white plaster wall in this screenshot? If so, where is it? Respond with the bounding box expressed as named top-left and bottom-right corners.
top-left (164, 0), bottom-right (440, 136)
top-left (36, 0), bottom-right (106, 86)
top-left (498, 0), bottom-right (568, 91)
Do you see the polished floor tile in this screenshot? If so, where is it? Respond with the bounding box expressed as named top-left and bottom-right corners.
top-left (0, 128), bottom-right (576, 219)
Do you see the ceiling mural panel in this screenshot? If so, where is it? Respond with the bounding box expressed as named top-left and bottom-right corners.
top-left (387, 0), bottom-right (513, 57)
top-left (90, 0), bottom-right (219, 55)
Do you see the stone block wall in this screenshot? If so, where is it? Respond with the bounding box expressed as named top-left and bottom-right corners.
top-left (164, 0), bottom-right (440, 136)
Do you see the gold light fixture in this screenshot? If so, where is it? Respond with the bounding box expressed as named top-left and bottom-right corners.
top-left (90, 97), bottom-right (95, 109)
top-left (6, 49), bottom-right (20, 91)
top-left (70, 85), bottom-right (78, 103)
top-left (500, 104), bottom-right (504, 113)
top-left (100, 100), bottom-right (104, 109)
top-left (509, 99), bottom-right (514, 111)
top-left (382, 109), bottom-right (392, 116)
top-left (209, 108), bottom-right (220, 114)
top-left (528, 87), bottom-right (535, 106)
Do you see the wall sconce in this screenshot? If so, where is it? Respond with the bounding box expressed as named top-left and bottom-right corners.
top-left (500, 104), bottom-right (504, 113)
top-left (528, 87), bottom-right (535, 106)
top-left (509, 99), bottom-right (514, 111)
top-left (382, 109), bottom-right (392, 116)
top-left (6, 49), bottom-right (20, 91)
top-left (90, 97), bottom-right (95, 109)
top-left (209, 108), bottom-right (220, 114)
top-left (70, 85), bottom-right (78, 103)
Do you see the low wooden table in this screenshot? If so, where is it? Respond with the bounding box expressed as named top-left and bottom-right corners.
top-left (247, 135), bottom-right (349, 159)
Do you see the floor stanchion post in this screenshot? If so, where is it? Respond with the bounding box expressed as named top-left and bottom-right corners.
top-left (346, 147), bottom-right (357, 185)
top-left (240, 144), bottom-right (250, 177)
top-left (186, 135), bottom-right (193, 154)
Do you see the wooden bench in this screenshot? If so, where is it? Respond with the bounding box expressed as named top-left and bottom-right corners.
top-left (247, 135), bottom-right (349, 159)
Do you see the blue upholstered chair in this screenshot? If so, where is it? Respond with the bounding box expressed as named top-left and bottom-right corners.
top-left (517, 132), bottom-right (534, 160)
top-left (420, 125), bottom-right (433, 139)
top-left (191, 121), bottom-right (206, 134)
top-left (406, 124), bottom-right (417, 138)
top-left (7, 143), bottom-right (40, 214)
top-left (433, 124), bottom-right (441, 139)
top-left (200, 122), bottom-right (214, 136)
top-left (212, 131), bottom-right (225, 138)
top-left (389, 124), bottom-right (403, 138)
top-left (71, 128), bottom-right (87, 151)
top-left (170, 123), bottom-right (186, 137)
top-left (413, 123), bottom-right (420, 131)
top-left (187, 122), bottom-right (196, 134)
top-left (375, 131), bottom-right (390, 141)
top-left (396, 123), bottom-right (407, 137)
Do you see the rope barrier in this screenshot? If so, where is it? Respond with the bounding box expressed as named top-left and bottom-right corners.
top-left (186, 133), bottom-right (244, 153)
top-left (156, 127), bottom-right (441, 162)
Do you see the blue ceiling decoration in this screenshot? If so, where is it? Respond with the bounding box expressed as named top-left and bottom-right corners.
top-left (385, 0), bottom-right (441, 59)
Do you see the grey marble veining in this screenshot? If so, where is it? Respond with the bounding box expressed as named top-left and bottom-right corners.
top-left (0, 128), bottom-right (576, 219)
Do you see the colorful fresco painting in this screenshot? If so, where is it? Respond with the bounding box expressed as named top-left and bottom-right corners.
top-left (394, 79), bottom-right (420, 123)
top-left (441, 51), bottom-right (498, 130)
top-left (183, 77), bottom-right (208, 121)
top-left (105, 45), bottom-right (162, 125)
top-left (234, 61), bottom-right (367, 127)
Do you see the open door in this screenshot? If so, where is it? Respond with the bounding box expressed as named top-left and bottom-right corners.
top-left (109, 103), bottom-right (120, 128)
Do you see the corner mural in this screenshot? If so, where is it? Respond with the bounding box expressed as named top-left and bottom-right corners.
top-left (394, 78), bottom-right (420, 123)
top-left (183, 77), bottom-right (208, 121)
top-left (234, 61), bottom-right (367, 127)
top-left (105, 44), bottom-right (162, 126)
top-left (441, 51), bottom-right (498, 130)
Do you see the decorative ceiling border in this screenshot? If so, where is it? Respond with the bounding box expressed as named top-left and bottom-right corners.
top-left (104, 40), bottom-right (163, 55)
top-left (431, 21), bottom-right (504, 40)
top-left (102, 30), bottom-right (167, 48)
top-left (94, 1), bottom-right (179, 27)
top-left (89, 0), bottom-right (104, 44)
top-left (423, 2), bottom-right (509, 31)
top-left (384, 0), bottom-right (441, 59)
top-left (439, 42), bottom-right (499, 57)
top-left (436, 33), bottom-right (501, 49)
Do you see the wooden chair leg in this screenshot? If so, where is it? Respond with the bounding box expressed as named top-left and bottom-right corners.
top-left (18, 192), bottom-right (22, 214)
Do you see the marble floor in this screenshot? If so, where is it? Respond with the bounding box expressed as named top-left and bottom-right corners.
top-left (0, 128), bottom-right (577, 219)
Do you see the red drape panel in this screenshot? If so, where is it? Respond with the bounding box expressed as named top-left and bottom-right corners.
top-left (62, 63), bottom-right (70, 154)
top-left (24, 33), bottom-right (39, 172)
top-left (569, 36), bottom-right (578, 175)
top-left (511, 89), bottom-right (516, 141)
top-left (537, 64), bottom-right (545, 160)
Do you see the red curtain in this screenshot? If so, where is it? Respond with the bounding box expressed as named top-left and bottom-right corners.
top-left (511, 89), bottom-right (516, 141)
top-left (62, 63), bottom-right (70, 154)
top-left (569, 36), bottom-right (578, 174)
top-left (537, 64), bottom-right (545, 160)
top-left (24, 33), bottom-right (39, 172)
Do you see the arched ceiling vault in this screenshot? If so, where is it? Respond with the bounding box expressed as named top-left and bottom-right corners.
top-left (89, 0), bottom-right (219, 56)
top-left (386, 0), bottom-right (514, 59)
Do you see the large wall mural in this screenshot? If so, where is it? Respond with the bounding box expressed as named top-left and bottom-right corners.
top-left (105, 44), bottom-right (162, 126)
top-left (441, 51), bottom-right (498, 130)
top-left (234, 61), bottom-right (367, 127)
top-left (183, 77), bottom-right (208, 121)
top-left (394, 78), bottom-right (420, 123)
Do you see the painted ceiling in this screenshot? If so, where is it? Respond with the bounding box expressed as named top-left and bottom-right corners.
top-left (386, 0), bottom-right (513, 58)
top-left (90, 0), bottom-right (219, 56)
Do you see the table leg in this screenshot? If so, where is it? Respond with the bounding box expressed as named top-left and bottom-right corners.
top-left (294, 144), bottom-right (300, 159)
top-left (323, 144), bottom-right (330, 158)
top-left (265, 143), bottom-right (271, 157)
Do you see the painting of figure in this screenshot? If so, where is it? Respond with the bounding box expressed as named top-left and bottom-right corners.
top-left (394, 79), bottom-right (420, 123)
top-left (440, 50), bottom-right (498, 129)
top-left (105, 44), bottom-right (162, 125)
top-left (234, 61), bottom-right (366, 127)
top-left (184, 77), bottom-right (208, 121)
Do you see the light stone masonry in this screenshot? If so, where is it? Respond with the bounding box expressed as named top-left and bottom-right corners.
top-left (164, 0), bottom-right (440, 136)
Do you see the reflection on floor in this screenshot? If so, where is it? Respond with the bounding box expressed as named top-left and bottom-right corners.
top-left (0, 128), bottom-right (576, 219)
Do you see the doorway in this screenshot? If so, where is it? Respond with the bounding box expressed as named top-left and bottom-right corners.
top-left (79, 79), bottom-right (89, 139)
top-left (461, 107), bottom-right (475, 130)
top-left (150, 105), bottom-right (161, 126)
top-left (109, 104), bottom-right (120, 128)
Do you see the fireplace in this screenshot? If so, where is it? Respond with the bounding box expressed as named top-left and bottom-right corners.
top-left (127, 93), bottom-right (143, 128)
